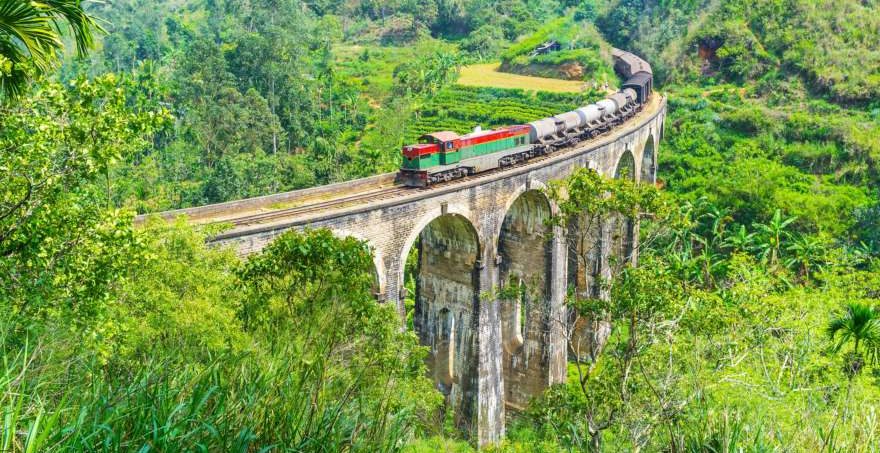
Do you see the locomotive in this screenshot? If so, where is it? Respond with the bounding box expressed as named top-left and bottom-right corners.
top-left (398, 49), bottom-right (654, 187)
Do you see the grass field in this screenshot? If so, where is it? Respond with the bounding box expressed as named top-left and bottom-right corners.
top-left (457, 63), bottom-right (588, 93)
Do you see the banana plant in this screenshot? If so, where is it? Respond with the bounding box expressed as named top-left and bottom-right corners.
top-left (752, 209), bottom-right (797, 267)
top-left (723, 224), bottom-right (756, 253)
top-left (784, 234), bottom-right (827, 279)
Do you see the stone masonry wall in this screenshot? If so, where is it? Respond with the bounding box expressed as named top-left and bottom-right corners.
top-left (209, 98), bottom-right (666, 445)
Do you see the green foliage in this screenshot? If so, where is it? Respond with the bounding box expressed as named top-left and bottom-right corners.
top-left (501, 17), bottom-right (570, 62)
top-left (601, 0), bottom-right (880, 104)
top-left (693, 19), bottom-right (774, 82)
top-left (118, 219), bottom-right (245, 361)
top-left (500, 15), bottom-right (615, 83)
top-left (0, 227), bottom-right (440, 451)
top-left (662, 86), bottom-right (875, 241)
top-left (0, 74), bottom-right (168, 355)
top-left (392, 41), bottom-right (461, 97)
top-left (827, 302), bottom-right (880, 375)
top-left (0, 0), bottom-right (101, 98)
top-left (6, 0), bottom-right (880, 451)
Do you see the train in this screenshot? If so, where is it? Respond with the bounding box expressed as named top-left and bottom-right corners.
top-left (398, 49), bottom-right (654, 187)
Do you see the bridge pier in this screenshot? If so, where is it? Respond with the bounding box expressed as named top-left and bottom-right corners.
top-left (476, 246), bottom-right (506, 442)
top-left (188, 95), bottom-right (665, 447)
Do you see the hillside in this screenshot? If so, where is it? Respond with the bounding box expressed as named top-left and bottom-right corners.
top-left (404, 85), bottom-right (604, 142)
top-left (598, 0), bottom-right (880, 104)
top-left (3, 0), bottom-right (880, 452)
top-left (499, 15), bottom-right (616, 84)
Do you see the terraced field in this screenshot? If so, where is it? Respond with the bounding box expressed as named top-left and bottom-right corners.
top-left (457, 63), bottom-right (589, 93)
top-left (405, 85), bottom-right (602, 142)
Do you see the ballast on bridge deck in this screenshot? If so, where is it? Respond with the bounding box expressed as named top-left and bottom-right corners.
top-left (137, 94), bottom-right (665, 238)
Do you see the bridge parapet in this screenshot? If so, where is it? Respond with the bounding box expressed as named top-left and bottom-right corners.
top-left (194, 95), bottom-right (666, 444)
top-left (143, 50), bottom-right (666, 445)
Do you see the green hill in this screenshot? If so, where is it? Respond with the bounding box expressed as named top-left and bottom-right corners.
top-left (598, 0), bottom-right (880, 105)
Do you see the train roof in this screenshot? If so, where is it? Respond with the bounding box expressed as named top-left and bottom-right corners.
top-left (622, 71), bottom-right (652, 86)
top-left (611, 48), bottom-right (653, 77)
top-left (459, 125), bottom-right (529, 140)
top-left (420, 131), bottom-right (460, 142)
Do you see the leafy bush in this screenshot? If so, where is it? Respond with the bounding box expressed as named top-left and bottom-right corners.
top-left (0, 227), bottom-right (441, 452)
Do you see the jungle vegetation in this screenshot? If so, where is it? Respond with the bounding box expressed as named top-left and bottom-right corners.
top-left (2, 0), bottom-right (880, 451)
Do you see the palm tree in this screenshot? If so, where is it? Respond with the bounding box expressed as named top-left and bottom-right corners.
top-left (0, 0), bottom-right (101, 98)
top-left (827, 302), bottom-right (880, 377)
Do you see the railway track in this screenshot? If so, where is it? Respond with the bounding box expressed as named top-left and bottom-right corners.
top-left (224, 186), bottom-right (420, 227)
top-left (220, 106), bottom-right (649, 230)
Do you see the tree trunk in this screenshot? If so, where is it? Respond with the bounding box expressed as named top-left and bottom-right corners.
top-left (590, 431), bottom-right (601, 452)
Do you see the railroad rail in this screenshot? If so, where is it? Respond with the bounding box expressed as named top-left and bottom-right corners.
top-left (138, 93), bottom-right (666, 242)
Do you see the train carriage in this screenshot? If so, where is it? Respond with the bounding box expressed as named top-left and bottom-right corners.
top-left (398, 48), bottom-right (654, 187)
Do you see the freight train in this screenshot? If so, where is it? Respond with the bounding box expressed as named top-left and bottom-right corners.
top-left (398, 49), bottom-right (654, 187)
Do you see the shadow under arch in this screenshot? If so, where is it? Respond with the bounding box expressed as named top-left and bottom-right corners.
top-left (496, 189), bottom-right (554, 410)
top-left (612, 149), bottom-right (637, 267)
top-left (614, 148), bottom-right (637, 181)
top-left (641, 135), bottom-right (656, 184)
top-left (400, 212), bottom-right (481, 434)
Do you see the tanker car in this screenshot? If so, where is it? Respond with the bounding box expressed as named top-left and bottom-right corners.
top-left (399, 49), bottom-right (654, 187)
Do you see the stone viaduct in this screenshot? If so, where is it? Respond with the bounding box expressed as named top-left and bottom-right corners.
top-left (143, 60), bottom-right (667, 446)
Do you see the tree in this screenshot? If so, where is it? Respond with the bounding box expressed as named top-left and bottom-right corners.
top-left (0, 74), bottom-right (168, 352)
top-left (785, 234), bottom-right (828, 280)
top-left (827, 302), bottom-right (880, 377)
top-left (544, 168), bottom-right (677, 450)
top-left (393, 42), bottom-right (460, 97)
top-left (0, 0), bottom-right (101, 98)
top-left (574, 0), bottom-right (598, 22)
top-left (235, 228), bottom-right (441, 448)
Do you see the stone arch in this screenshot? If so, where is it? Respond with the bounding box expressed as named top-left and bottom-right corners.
top-left (396, 204), bottom-right (474, 299)
top-left (330, 229), bottom-right (387, 299)
top-left (612, 150), bottom-right (636, 266)
top-left (614, 149), bottom-right (637, 181)
top-left (493, 179), bottom-right (558, 241)
top-left (641, 135), bottom-right (656, 184)
top-left (497, 190), bottom-right (554, 410)
top-left (401, 212), bottom-right (481, 432)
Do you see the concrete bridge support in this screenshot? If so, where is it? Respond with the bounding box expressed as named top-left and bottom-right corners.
top-left (497, 190), bottom-right (557, 410)
top-left (191, 96), bottom-right (665, 446)
top-left (413, 214), bottom-right (480, 431)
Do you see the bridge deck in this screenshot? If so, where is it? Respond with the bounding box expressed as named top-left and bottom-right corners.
top-left (138, 94), bottom-right (665, 240)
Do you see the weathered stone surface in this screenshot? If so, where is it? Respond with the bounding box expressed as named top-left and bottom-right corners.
top-left (204, 97), bottom-right (666, 445)
top-left (498, 190), bottom-right (553, 410)
top-left (416, 214), bottom-right (480, 431)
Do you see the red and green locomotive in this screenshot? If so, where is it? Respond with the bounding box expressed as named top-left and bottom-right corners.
top-left (400, 125), bottom-right (538, 186)
top-left (398, 50), bottom-right (654, 187)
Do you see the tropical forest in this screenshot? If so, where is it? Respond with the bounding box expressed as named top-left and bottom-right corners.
top-left (2, 0), bottom-right (880, 451)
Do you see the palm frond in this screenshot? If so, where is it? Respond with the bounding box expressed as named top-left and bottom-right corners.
top-left (0, 0), bottom-right (102, 98)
